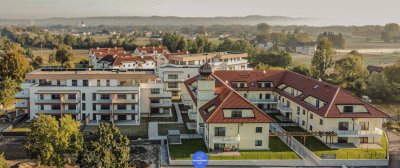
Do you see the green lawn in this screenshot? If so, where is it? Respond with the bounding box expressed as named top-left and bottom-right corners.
top-left (82, 119), bottom-right (149, 138)
top-left (281, 126), bottom-right (387, 159)
top-left (169, 137), bottom-right (300, 160)
top-left (11, 122), bottom-right (31, 132)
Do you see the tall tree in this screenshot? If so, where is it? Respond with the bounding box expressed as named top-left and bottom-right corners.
top-left (0, 77), bottom-right (20, 107)
top-left (80, 124), bottom-right (130, 168)
top-left (334, 51), bottom-right (368, 93)
top-left (31, 56), bottom-right (44, 69)
top-left (311, 38), bottom-right (334, 79)
top-left (24, 115), bottom-right (83, 167)
top-left (256, 23), bottom-right (271, 35)
top-left (0, 42), bottom-right (29, 83)
top-left (365, 72), bottom-right (398, 102)
top-left (55, 44), bottom-right (74, 66)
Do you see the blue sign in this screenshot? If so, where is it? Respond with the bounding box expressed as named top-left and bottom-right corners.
top-left (192, 151), bottom-right (208, 168)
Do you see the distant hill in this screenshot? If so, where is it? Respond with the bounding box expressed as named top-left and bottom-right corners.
top-left (0, 15), bottom-right (315, 26)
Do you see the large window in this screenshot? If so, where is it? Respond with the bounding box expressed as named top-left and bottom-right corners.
top-left (51, 104), bottom-right (61, 110)
top-left (68, 94), bottom-right (76, 100)
top-left (359, 122), bottom-right (369, 130)
top-left (214, 127), bottom-right (226, 136)
top-left (68, 104), bottom-right (76, 110)
top-left (72, 80), bottom-right (77, 86)
top-left (256, 127), bottom-right (262, 133)
top-left (100, 105), bottom-right (110, 110)
top-left (117, 104), bottom-right (126, 110)
top-left (168, 83), bottom-right (178, 88)
top-left (51, 94), bottom-right (60, 100)
top-left (100, 94), bottom-right (111, 100)
top-left (168, 74), bottom-right (178, 79)
top-left (82, 93), bottom-right (86, 101)
top-left (97, 80), bottom-right (101, 86)
top-left (106, 80), bottom-right (110, 86)
top-left (83, 80), bottom-right (89, 86)
top-left (151, 88), bottom-right (160, 94)
top-left (117, 94), bottom-right (127, 99)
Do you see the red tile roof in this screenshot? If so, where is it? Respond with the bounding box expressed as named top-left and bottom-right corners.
top-left (111, 55), bottom-right (155, 66)
top-left (184, 70), bottom-right (389, 120)
top-left (90, 47), bottom-right (126, 59)
top-left (136, 46), bottom-right (170, 54)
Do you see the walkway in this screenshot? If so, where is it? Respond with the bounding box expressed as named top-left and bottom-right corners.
top-left (388, 131), bottom-right (400, 168)
top-left (148, 103), bottom-right (184, 140)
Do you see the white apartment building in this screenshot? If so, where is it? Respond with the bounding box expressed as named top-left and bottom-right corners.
top-left (295, 42), bottom-right (317, 55)
top-left (15, 68), bottom-right (172, 125)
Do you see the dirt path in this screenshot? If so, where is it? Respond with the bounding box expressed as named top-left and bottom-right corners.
top-left (388, 131), bottom-right (400, 168)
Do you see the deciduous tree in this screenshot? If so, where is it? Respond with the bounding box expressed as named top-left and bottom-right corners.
top-left (0, 42), bottom-right (29, 83)
top-left (55, 44), bottom-right (74, 66)
top-left (311, 38), bottom-right (334, 79)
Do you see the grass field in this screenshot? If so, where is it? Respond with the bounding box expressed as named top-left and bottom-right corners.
top-left (11, 122), bottom-right (31, 132)
top-left (169, 137), bottom-right (300, 160)
top-left (82, 119), bottom-right (149, 138)
top-left (31, 48), bottom-right (89, 65)
top-left (282, 126), bottom-right (387, 159)
top-left (345, 37), bottom-right (400, 49)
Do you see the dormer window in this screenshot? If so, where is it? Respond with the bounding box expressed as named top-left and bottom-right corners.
top-left (205, 105), bottom-right (216, 113)
top-left (232, 82), bottom-right (248, 88)
top-left (343, 106), bottom-right (354, 113)
top-left (257, 82), bottom-right (273, 88)
top-left (231, 110), bottom-right (242, 117)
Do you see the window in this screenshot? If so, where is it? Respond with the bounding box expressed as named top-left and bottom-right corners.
top-left (51, 94), bottom-right (60, 100)
top-left (82, 93), bottom-right (86, 101)
top-left (51, 104), bottom-right (61, 110)
top-left (168, 83), bottom-right (178, 88)
top-left (39, 94), bottom-right (44, 100)
top-left (82, 103), bottom-right (86, 111)
top-left (259, 94), bottom-right (263, 99)
top-left (256, 127), bottom-right (262, 133)
top-left (302, 110), bottom-right (306, 115)
top-left (302, 120), bottom-right (305, 126)
top-left (297, 106), bottom-right (300, 115)
top-left (100, 94), bottom-right (110, 100)
top-left (68, 104), bottom-right (76, 110)
top-left (72, 80), bottom-right (77, 86)
top-left (172, 91), bottom-right (179, 96)
top-left (168, 74), bottom-right (178, 79)
top-left (205, 105), bottom-right (216, 113)
top-left (131, 94), bottom-right (136, 99)
top-left (231, 110), bottom-right (242, 117)
top-left (68, 94), bottom-right (76, 100)
top-left (214, 127), bottom-right (226, 136)
top-left (106, 80), bottom-right (110, 86)
top-left (255, 140), bottom-right (262, 146)
top-left (319, 119), bottom-right (323, 125)
top-left (359, 122), bottom-right (369, 130)
top-left (97, 80), bottom-right (101, 86)
top-left (92, 104), bottom-right (96, 110)
top-left (265, 94), bottom-right (271, 99)
top-left (309, 113), bottom-right (313, 119)
top-left (309, 125), bottom-right (313, 131)
top-left (151, 99), bottom-right (160, 103)
top-left (243, 93), bottom-right (247, 98)
top-left (343, 106), bottom-right (354, 113)
top-left (40, 105), bottom-right (44, 110)
top-left (92, 93), bottom-right (96, 101)
top-left (316, 100), bottom-right (320, 108)
top-left (57, 80), bottom-right (61, 86)
top-left (83, 80), bottom-right (88, 86)
top-left (100, 105), bottom-right (110, 110)
top-left (338, 122), bottom-right (349, 130)
top-left (151, 88), bottom-right (160, 94)
top-left (117, 104), bottom-right (126, 110)
top-left (117, 94), bottom-right (127, 99)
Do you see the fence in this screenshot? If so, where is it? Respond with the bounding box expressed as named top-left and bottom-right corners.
top-left (170, 153), bottom-right (300, 160)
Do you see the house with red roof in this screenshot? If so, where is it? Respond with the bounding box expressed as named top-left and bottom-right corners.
top-left (183, 65), bottom-right (388, 151)
top-left (97, 54), bottom-right (156, 69)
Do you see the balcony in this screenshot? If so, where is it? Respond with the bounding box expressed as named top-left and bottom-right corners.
top-left (164, 78), bottom-right (185, 82)
top-left (15, 101), bottom-right (28, 108)
top-left (188, 109), bottom-right (197, 120)
top-left (151, 101), bottom-right (172, 108)
top-left (277, 103), bottom-right (292, 112)
top-left (95, 99), bottom-right (112, 104)
top-left (249, 98), bottom-right (277, 104)
top-left (39, 109), bottom-right (79, 114)
top-left (333, 127), bottom-right (383, 137)
top-left (36, 99), bottom-right (62, 104)
top-left (213, 135), bottom-right (241, 144)
top-left (63, 99), bottom-right (80, 104)
top-left (16, 90), bottom-right (29, 99)
top-left (113, 99), bottom-right (137, 104)
top-left (165, 87), bottom-right (180, 91)
top-left (114, 109), bottom-right (137, 113)
top-left (149, 92), bottom-right (172, 98)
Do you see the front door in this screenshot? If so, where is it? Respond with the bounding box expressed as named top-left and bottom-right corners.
top-left (338, 137), bottom-right (348, 143)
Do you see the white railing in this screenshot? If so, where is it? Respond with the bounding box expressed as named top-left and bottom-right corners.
top-left (113, 109), bottom-right (137, 113)
top-left (277, 103), bottom-right (292, 112)
top-left (15, 101), bottom-right (27, 108)
top-left (213, 135), bottom-right (240, 143)
top-left (113, 99), bottom-right (137, 103)
top-left (150, 92), bottom-right (172, 98)
top-left (36, 99), bottom-right (62, 104)
top-left (63, 99), bottom-right (80, 104)
top-left (164, 78), bottom-right (185, 82)
top-left (151, 101), bottom-right (173, 108)
top-left (249, 98), bottom-right (278, 104)
top-left (333, 127), bottom-right (383, 137)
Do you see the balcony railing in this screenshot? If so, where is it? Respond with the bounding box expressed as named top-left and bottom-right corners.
top-left (226, 59), bottom-right (248, 65)
top-left (39, 109), bottom-right (79, 114)
top-left (151, 101), bottom-right (172, 108)
top-left (95, 99), bottom-right (112, 104)
top-left (149, 92), bottom-right (172, 98)
top-left (16, 90), bottom-right (29, 99)
top-left (113, 99), bottom-right (137, 104)
top-left (213, 135), bottom-right (241, 143)
top-left (249, 98), bottom-right (277, 104)
top-left (277, 103), bottom-right (292, 112)
top-left (36, 99), bottom-right (62, 104)
top-left (164, 78), bottom-right (185, 82)
top-left (165, 87), bottom-right (180, 91)
top-left (114, 109), bottom-right (137, 113)
top-left (15, 101), bottom-right (28, 108)
top-left (63, 99), bottom-right (80, 104)
top-left (333, 127), bottom-right (383, 137)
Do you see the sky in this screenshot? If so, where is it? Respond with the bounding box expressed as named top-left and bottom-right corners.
top-left (0, 0), bottom-right (399, 25)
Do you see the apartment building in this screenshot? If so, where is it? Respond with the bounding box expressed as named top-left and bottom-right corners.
top-left (184, 68), bottom-right (388, 149)
top-left (15, 68), bottom-right (172, 125)
top-left (97, 54), bottom-right (156, 69)
top-left (183, 63), bottom-right (275, 151)
top-left (167, 52), bottom-right (250, 70)
top-left (295, 42), bottom-right (317, 55)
